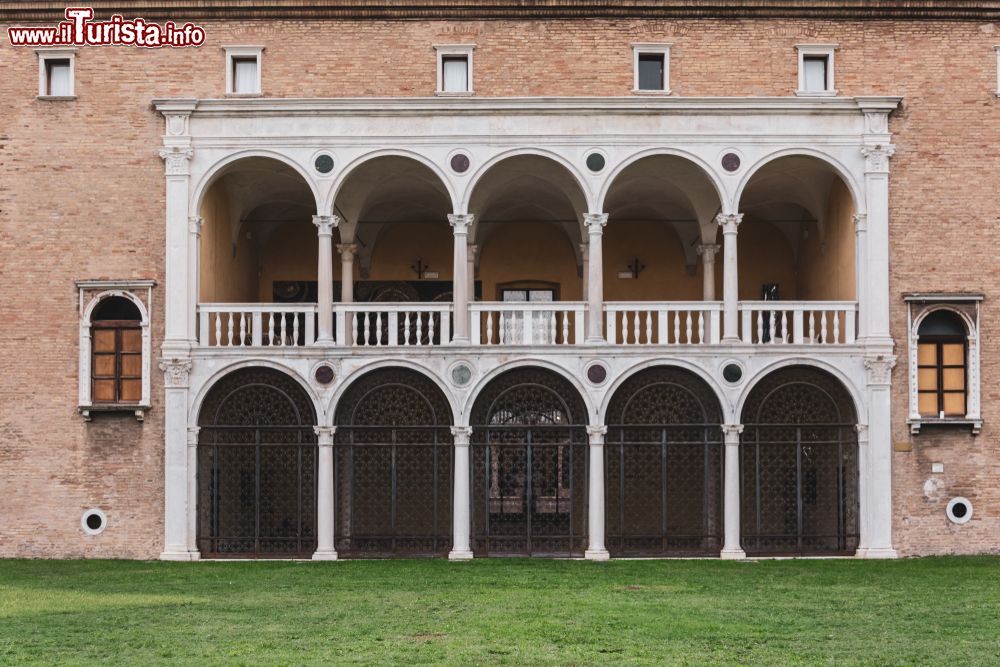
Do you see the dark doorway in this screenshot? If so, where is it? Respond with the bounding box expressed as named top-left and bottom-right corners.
top-left (470, 368), bottom-right (588, 556)
top-left (197, 367), bottom-right (317, 558)
top-left (334, 368), bottom-right (453, 557)
top-left (740, 366), bottom-right (860, 555)
top-left (605, 367), bottom-right (723, 556)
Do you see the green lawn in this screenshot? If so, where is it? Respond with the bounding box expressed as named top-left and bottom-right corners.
top-left (0, 557), bottom-right (998, 666)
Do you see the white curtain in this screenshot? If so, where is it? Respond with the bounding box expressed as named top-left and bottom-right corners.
top-left (442, 57), bottom-right (468, 92)
top-left (803, 57), bottom-right (827, 92)
top-left (47, 61), bottom-right (71, 96)
top-left (233, 58), bottom-right (258, 94)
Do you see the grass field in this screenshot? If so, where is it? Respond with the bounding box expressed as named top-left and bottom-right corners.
top-left (0, 557), bottom-right (998, 665)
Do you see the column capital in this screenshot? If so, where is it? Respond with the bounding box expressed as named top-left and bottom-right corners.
top-left (716, 213), bottom-right (743, 232)
top-left (313, 215), bottom-right (339, 236)
top-left (186, 426), bottom-right (200, 446)
top-left (159, 357), bottom-right (193, 388)
top-left (861, 144), bottom-right (896, 174)
top-left (450, 426), bottom-right (473, 445)
top-left (584, 213), bottom-right (608, 232)
top-left (855, 423), bottom-right (870, 442)
top-left (696, 243), bottom-right (721, 260)
top-left (449, 214), bottom-right (474, 234)
top-left (313, 425), bottom-right (336, 445)
top-left (721, 424), bottom-right (744, 441)
top-left (158, 146), bottom-right (194, 176)
top-left (852, 213), bottom-right (868, 233)
top-left (586, 425), bottom-right (608, 443)
top-left (188, 216), bottom-right (203, 237)
top-left (864, 354), bottom-right (897, 386)
top-left (336, 242), bottom-right (358, 258)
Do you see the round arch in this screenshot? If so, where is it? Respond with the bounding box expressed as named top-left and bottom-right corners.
top-left (734, 148), bottom-right (865, 216)
top-left (597, 148), bottom-right (728, 216)
top-left (325, 148), bottom-right (460, 216)
top-left (912, 304), bottom-right (975, 338)
top-left (83, 290), bottom-right (150, 326)
top-left (461, 358), bottom-right (596, 425)
top-left (190, 359), bottom-right (324, 426)
top-left (190, 150), bottom-right (322, 219)
top-left (460, 147), bottom-right (596, 215)
top-left (327, 360), bottom-right (458, 427)
top-left (598, 359), bottom-right (730, 425)
top-left (734, 357), bottom-right (866, 425)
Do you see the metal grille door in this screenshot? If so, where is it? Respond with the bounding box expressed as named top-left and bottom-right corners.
top-left (334, 368), bottom-right (453, 557)
top-left (471, 368), bottom-right (588, 556)
top-left (605, 367), bottom-right (723, 556)
top-left (197, 367), bottom-right (317, 558)
top-left (740, 367), bottom-right (860, 555)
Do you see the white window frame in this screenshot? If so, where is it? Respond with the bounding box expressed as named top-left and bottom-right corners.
top-left (223, 45), bottom-right (264, 96)
top-left (434, 45), bottom-right (475, 96)
top-left (77, 280), bottom-right (156, 421)
top-left (631, 43), bottom-right (672, 94)
top-left (795, 44), bottom-right (838, 97)
top-left (905, 294), bottom-right (983, 435)
top-left (995, 46), bottom-right (1000, 97)
top-left (36, 48), bottom-right (77, 99)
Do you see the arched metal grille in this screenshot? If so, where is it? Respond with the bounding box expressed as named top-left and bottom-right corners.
top-left (740, 366), bottom-right (859, 556)
top-left (197, 367), bottom-right (317, 558)
top-left (334, 368), bottom-right (453, 557)
top-left (470, 368), bottom-right (588, 556)
top-left (605, 367), bottom-right (723, 556)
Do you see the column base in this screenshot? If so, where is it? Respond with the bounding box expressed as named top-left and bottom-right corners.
top-left (159, 550), bottom-right (200, 561)
top-left (314, 336), bottom-right (335, 345)
top-left (721, 336), bottom-right (742, 344)
top-left (855, 547), bottom-right (898, 559)
top-left (311, 549), bottom-right (339, 561)
top-left (450, 337), bottom-right (470, 345)
top-left (448, 549), bottom-right (474, 561)
top-left (585, 549), bottom-right (610, 561)
top-left (720, 546), bottom-right (747, 560)
top-left (584, 337), bottom-right (607, 345)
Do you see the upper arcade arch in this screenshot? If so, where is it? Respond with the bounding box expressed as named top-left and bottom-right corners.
top-left (191, 150), bottom-right (322, 220)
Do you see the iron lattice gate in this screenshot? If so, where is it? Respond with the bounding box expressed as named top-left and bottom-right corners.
top-left (740, 367), bottom-right (860, 555)
top-left (197, 367), bottom-right (317, 558)
top-left (471, 368), bottom-right (588, 556)
top-left (334, 368), bottom-right (453, 557)
top-left (605, 368), bottom-right (723, 556)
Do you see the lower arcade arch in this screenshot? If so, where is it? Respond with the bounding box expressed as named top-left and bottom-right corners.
top-left (333, 368), bottom-right (454, 557)
top-left (740, 366), bottom-right (860, 556)
top-left (196, 367), bottom-right (318, 558)
top-left (469, 367), bottom-right (588, 556)
top-left (604, 367), bottom-right (724, 556)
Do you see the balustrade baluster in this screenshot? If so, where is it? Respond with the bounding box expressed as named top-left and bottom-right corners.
top-left (809, 312), bottom-right (816, 343)
top-left (820, 311), bottom-right (828, 344)
top-left (561, 311), bottom-right (570, 345)
top-left (486, 311), bottom-right (495, 345)
top-left (238, 313), bottom-right (247, 346)
top-left (428, 311), bottom-right (436, 344)
top-left (550, 311), bottom-right (557, 345)
top-left (685, 312), bottom-right (693, 344)
top-left (292, 312), bottom-right (300, 346)
top-left (621, 312), bottom-right (628, 345)
top-left (375, 312), bottom-right (383, 346)
top-left (833, 311), bottom-right (841, 344)
top-left (697, 312), bottom-right (705, 344)
top-left (415, 312), bottom-right (423, 346)
top-left (645, 311), bottom-right (653, 345)
top-left (226, 313), bottom-right (235, 347)
top-left (673, 311), bottom-right (681, 345)
top-left (756, 310), bottom-right (763, 344)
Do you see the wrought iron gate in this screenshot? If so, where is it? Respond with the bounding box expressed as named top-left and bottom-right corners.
top-left (605, 367), bottom-right (723, 556)
top-left (740, 367), bottom-right (860, 555)
top-left (334, 368), bottom-right (453, 557)
top-left (197, 367), bottom-right (317, 558)
top-left (471, 368), bottom-right (588, 556)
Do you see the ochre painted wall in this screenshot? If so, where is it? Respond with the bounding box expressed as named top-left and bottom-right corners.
top-left (256, 221), bottom-right (320, 300)
top-left (603, 222), bottom-right (703, 302)
top-left (199, 185), bottom-right (258, 303)
top-left (798, 179), bottom-right (857, 301)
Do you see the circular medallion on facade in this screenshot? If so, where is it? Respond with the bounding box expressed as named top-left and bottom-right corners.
top-left (722, 362), bottom-right (744, 384)
top-left (586, 363), bottom-right (608, 385)
top-left (721, 152), bottom-right (741, 173)
top-left (946, 497), bottom-right (973, 524)
top-left (81, 508), bottom-right (107, 535)
top-left (450, 153), bottom-right (471, 173)
top-left (314, 364), bottom-right (336, 385)
top-left (314, 154), bottom-right (335, 174)
top-left (585, 152), bottom-right (606, 173)
top-left (451, 363), bottom-right (473, 386)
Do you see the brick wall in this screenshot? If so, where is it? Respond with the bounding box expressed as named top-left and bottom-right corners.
top-left (0, 17), bottom-right (998, 557)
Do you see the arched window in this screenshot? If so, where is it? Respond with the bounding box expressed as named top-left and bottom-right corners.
top-left (77, 281), bottom-right (154, 420)
top-left (90, 297), bottom-right (143, 404)
top-left (917, 310), bottom-right (968, 418)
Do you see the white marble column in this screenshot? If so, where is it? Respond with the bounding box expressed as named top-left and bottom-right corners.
top-left (716, 213), bottom-right (743, 342)
top-left (584, 214), bottom-right (608, 343)
top-left (336, 242), bottom-right (356, 346)
top-left (696, 243), bottom-right (720, 302)
top-left (313, 426), bottom-right (338, 560)
top-left (186, 426), bottom-right (200, 557)
top-left (313, 215), bottom-right (338, 344)
top-left (449, 426), bottom-right (474, 560)
top-left (449, 215), bottom-right (473, 343)
top-left (854, 423), bottom-right (871, 554)
top-left (160, 358), bottom-right (196, 560)
top-left (858, 355), bottom-right (898, 558)
top-left (586, 425), bottom-right (610, 561)
top-left (187, 217), bottom-right (202, 341)
top-left (853, 214), bottom-right (868, 340)
top-left (720, 424), bottom-right (746, 559)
